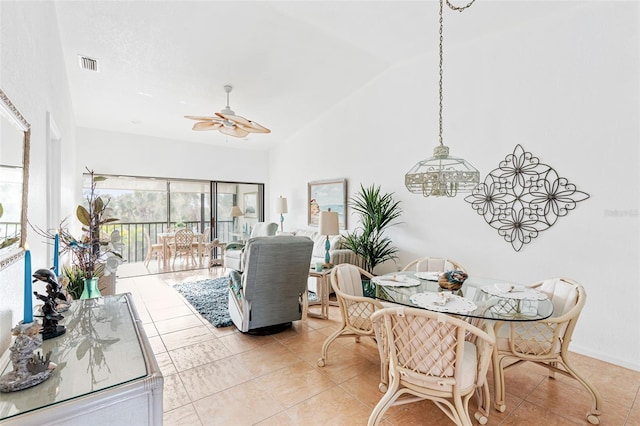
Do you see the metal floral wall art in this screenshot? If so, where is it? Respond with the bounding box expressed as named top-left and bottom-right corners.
top-left (464, 144), bottom-right (589, 251)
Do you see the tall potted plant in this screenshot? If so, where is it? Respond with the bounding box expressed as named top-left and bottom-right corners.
top-left (342, 184), bottom-right (402, 274)
top-left (56, 169), bottom-right (119, 298)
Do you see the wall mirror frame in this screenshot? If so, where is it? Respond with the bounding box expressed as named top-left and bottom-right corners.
top-left (0, 88), bottom-right (30, 271)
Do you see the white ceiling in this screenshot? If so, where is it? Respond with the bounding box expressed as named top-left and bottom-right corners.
top-left (54, 1), bottom-right (579, 150)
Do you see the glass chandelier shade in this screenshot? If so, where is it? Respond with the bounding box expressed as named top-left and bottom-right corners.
top-left (405, 0), bottom-right (480, 198)
top-left (405, 145), bottom-right (480, 197)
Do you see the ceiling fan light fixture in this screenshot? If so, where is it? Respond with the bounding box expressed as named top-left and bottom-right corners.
top-left (184, 85), bottom-right (270, 138)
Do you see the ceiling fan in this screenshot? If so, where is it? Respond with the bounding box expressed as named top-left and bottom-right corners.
top-left (185, 85), bottom-right (270, 138)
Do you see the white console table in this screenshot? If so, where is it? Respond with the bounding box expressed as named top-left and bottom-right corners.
top-left (0, 294), bottom-right (163, 425)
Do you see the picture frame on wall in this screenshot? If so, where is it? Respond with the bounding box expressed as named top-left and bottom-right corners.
top-left (244, 192), bottom-right (258, 218)
top-left (308, 179), bottom-right (347, 229)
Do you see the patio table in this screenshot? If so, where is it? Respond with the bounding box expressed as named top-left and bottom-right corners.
top-left (157, 231), bottom-right (203, 266)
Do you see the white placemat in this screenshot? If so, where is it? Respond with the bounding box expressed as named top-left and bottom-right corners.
top-left (372, 275), bottom-right (421, 287)
top-left (414, 271), bottom-right (441, 281)
top-left (409, 292), bottom-right (477, 314)
top-left (481, 284), bottom-right (548, 300)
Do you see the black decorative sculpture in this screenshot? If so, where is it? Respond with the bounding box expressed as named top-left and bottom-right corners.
top-left (32, 269), bottom-right (67, 339)
top-left (464, 144), bottom-right (590, 252)
top-left (33, 268), bottom-right (70, 312)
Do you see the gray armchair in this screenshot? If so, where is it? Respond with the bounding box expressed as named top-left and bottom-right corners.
top-left (224, 222), bottom-right (278, 271)
top-left (227, 235), bottom-right (313, 333)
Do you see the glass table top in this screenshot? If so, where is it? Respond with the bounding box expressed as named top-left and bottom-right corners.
top-left (373, 272), bottom-right (554, 321)
top-left (0, 294), bottom-right (148, 420)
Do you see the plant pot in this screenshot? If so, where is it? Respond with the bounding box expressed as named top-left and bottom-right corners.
top-left (362, 279), bottom-right (376, 298)
top-left (80, 277), bottom-right (101, 299)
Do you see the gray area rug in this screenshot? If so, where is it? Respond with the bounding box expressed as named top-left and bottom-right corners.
top-left (173, 277), bottom-right (233, 328)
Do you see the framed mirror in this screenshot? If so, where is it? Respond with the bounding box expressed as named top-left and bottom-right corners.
top-left (0, 88), bottom-right (30, 271)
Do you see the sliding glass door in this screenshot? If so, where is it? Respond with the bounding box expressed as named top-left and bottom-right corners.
top-left (84, 173), bottom-right (263, 275)
top-left (212, 182), bottom-right (263, 244)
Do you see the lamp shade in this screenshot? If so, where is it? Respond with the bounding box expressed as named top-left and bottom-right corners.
top-left (319, 211), bottom-right (339, 236)
top-left (230, 205), bottom-right (244, 217)
top-left (275, 196), bottom-right (288, 214)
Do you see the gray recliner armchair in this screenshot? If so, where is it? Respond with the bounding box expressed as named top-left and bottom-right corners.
top-left (228, 235), bottom-right (313, 333)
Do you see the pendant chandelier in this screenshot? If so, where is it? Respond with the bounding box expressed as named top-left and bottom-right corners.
top-left (405, 0), bottom-right (480, 198)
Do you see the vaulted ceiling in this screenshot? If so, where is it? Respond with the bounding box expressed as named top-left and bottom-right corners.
top-left (54, 1), bottom-right (578, 150)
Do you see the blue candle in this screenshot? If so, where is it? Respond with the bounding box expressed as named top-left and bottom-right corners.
top-left (23, 244), bottom-right (32, 323)
top-left (53, 232), bottom-right (59, 276)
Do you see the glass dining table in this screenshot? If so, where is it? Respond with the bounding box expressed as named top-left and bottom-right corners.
top-left (372, 271), bottom-right (554, 321)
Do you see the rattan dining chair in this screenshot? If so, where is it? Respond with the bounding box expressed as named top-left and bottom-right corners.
top-left (402, 257), bottom-right (467, 273)
top-left (369, 306), bottom-right (495, 426)
top-left (170, 229), bottom-right (196, 267)
top-left (194, 226), bottom-right (211, 263)
top-left (491, 277), bottom-right (601, 425)
top-left (143, 229), bottom-right (165, 267)
top-left (317, 264), bottom-right (385, 367)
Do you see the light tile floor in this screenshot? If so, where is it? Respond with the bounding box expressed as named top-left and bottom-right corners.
top-left (117, 269), bottom-right (640, 426)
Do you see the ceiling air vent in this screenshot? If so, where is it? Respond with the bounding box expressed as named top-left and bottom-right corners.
top-left (77, 55), bottom-right (99, 72)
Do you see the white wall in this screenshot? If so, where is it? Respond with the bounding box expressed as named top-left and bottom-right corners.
top-left (75, 127), bottom-right (268, 185)
top-left (0, 1), bottom-right (77, 353)
top-left (269, 2), bottom-right (640, 370)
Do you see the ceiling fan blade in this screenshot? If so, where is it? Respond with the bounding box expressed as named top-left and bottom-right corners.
top-left (192, 121), bottom-right (222, 131)
top-left (243, 120), bottom-right (271, 134)
top-left (219, 125), bottom-right (249, 138)
top-left (184, 115), bottom-right (218, 121)
top-left (216, 112), bottom-right (252, 127)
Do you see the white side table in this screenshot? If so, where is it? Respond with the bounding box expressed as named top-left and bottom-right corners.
top-left (307, 267), bottom-right (334, 319)
top-left (208, 241), bottom-right (227, 270)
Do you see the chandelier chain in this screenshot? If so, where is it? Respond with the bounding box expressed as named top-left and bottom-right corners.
top-left (439, 0), bottom-right (476, 147)
top-left (446, 0), bottom-right (476, 12)
top-left (439, 0), bottom-right (444, 146)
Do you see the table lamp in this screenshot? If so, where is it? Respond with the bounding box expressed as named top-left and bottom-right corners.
top-left (318, 210), bottom-right (339, 268)
top-left (230, 205), bottom-right (243, 232)
top-left (275, 196), bottom-right (288, 232)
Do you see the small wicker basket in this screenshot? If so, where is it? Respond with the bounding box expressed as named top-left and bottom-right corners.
top-left (438, 270), bottom-right (468, 291)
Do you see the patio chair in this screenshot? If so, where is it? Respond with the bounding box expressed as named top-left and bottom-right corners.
top-left (110, 229), bottom-right (125, 255)
top-left (317, 264), bottom-right (387, 385)
top-left (369, 306), bottom-right (495, 426)
top-left (401, 257), bottom-right (467, 273)
top-left (194, 226), bottom-right (211, 262)
top-left (143, 229), bottom-right (165, 267)
top-left (170, 229), bottom-right (196, 267)
top-left (491, 277), bottom-right (601, 425)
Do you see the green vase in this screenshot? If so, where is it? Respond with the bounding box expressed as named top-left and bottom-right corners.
top-left (80, 277), bottom-right (101, 299)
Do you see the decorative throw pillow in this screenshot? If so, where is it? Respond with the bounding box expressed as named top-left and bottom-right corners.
top-left (313, 234), bottom-right (344, 258)
top-left (330, 235), bottom-right (343, 249)
top-left (312, 235), bottom-right (326, 259)
top-left (229, 269), bottom-right (243, 299)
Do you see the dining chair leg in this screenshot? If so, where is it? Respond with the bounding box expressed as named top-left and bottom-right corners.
top-left (492, 352), bottom-right (507, 413)
top-left (559, 353), bottom-right (602, 424)
top-left (473, 382), bottom-right (490, 425)
top-left (317, 327), bottom-right (345, 367)
top-left (367, 379), bottom-right (400, 426)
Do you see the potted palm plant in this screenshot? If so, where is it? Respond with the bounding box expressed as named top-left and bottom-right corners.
top-left (342, 184), bottom-right (402, 274)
